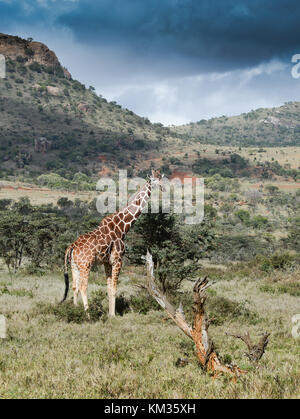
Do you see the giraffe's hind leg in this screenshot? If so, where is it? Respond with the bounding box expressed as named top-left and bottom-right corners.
top-left (79, 267), bottom-right (90, 313)
top-left (107, 259), bottom-right (122, 317)
top-left (104, 262), bottom-right (114, 316)
top-left (71, 260), bottom-right (80, 306)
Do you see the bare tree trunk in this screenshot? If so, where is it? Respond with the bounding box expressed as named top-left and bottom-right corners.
top-left (145, 251), bottom-right (246, 379)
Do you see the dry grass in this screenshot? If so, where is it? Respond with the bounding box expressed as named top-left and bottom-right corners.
top-left (0, 181), bottom-right (96, 206)
top-left (0, 264), bottom-right (299, 399)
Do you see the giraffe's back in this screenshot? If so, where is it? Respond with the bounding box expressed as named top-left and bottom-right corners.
top-left (69, 214), bottom-right (124, 267)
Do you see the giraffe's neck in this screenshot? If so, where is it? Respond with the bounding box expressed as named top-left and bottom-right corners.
top-left (118, 181), bottom-right (152, 233)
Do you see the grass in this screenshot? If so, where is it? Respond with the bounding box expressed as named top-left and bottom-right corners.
top-left (0, 265), bottom-right (299, 399)
top-left (0, 180), bottom-right (96, 206)
top-left (260, 282), bottom-right (300, 297)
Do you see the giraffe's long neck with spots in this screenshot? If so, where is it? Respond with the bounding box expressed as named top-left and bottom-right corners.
top-left (119, 181), bottom-right (152, 234)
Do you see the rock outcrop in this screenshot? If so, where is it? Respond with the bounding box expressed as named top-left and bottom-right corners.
top-left (260, 116), bottom-right (296, 129)
top-left (46, 86), bottom-right (62, 96)
top-left (78, 102), bottom-right (89, 112)
top-left (0, 33), bottom-right (71, 78)
top-left (34, 137), bottom-right (52, 153)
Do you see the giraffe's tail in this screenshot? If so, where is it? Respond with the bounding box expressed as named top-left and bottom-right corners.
top-left (60, 246), bottom-right (72, 303)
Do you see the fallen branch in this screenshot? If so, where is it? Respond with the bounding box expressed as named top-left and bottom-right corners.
top-left (145, 251), bottom-right (245, 379)
top-left (226, 331), bottom-right (270, 363)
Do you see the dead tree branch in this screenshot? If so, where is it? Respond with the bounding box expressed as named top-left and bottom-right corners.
top-left (145, 250), bottom-right (245, 379)
top-left (226, 331), bottom-right (270, 363)
top-left (145, 251), bottom-right (192, 338)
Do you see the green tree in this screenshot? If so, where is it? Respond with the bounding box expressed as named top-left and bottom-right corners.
top-left (250, 215), bottom-right (269, 230)
top-left (0, 210), bottom-right (32, 274)
top-left (235, 209), bottom-right (251, 224)
top-left (127, 205), bottom-right (216, 292)
top-left (286, 217), bottom-right (300, 251)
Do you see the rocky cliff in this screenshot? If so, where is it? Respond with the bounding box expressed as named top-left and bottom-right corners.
top-left (0, 33), bottom-right (71, 78)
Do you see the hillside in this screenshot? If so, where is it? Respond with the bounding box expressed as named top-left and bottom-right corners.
top-left (0, 33), bottom-right (300, 183)
top-left (0, 34), bottom-right (175, 178)
top-left (170, 103), bottom-right (300, 147)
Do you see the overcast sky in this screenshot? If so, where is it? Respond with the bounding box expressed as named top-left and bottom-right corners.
top-left (1, 0), bottom-right (300, 125)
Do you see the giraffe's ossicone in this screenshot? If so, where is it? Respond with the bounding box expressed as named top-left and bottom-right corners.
top-left (61, 170), bottom-right (164, 316)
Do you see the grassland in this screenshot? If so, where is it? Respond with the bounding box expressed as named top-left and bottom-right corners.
top-left (0, 34), bottom-right (299, 400)
top-left (0, 260), bottom-right (299, 399)
top-left (0, 180), bottom-right (96, 206)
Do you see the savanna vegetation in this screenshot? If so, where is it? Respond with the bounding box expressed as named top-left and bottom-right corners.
top-left (0, 37), bottom-right (299, 399)
top-left (0, 176), bottom-right (299, 398)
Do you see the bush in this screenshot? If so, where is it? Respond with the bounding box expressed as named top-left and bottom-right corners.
top-left (235, 209), bottom-right (251, 224)
top-left (286, 217), bottom-right (300, 251)
top-left (29, 62), bottom-right (42, 73)
top-left (250, 215), bottom-right (269, 230)
top-left (129, 290), bottom-right (161, 314)
top-left (259, 253), bottom-right (297, 272)
top-left (260, 282), bottom-right (300, 297)
top-left (36, 290), bottom-right (106, 323)
top-left (127, 210), bottom-right (216, 292)
top-left (212, 234), bottom-right (273, 262)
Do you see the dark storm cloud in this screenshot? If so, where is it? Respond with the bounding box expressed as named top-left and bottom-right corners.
top-left (2, 0), bottom-right (300, 73)
top-left (0, 0), bottom-right (49, 26)
top-left (56, 0), bottom-right (300, 72)
top-left (1, 0), bottom-right (300, 124)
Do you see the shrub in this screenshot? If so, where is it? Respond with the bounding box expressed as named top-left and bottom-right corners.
top-left (260, 282), bottom-right (300, 297)
top-left (127, 210), bottom-right (216, 292)
top-left (250, 215), bottom-right (269, 230)
top-left (36, 290), bottom-right (106, 323)
top-left (259, 253), bottom-right (297, 272)
top-left (235, 209), bottom-right (251, 224)
top-left (29, 62), bottom-right (42, 73)
top-left (129, 290), bottom-right (161, 314)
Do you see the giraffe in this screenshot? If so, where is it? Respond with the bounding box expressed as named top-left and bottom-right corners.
top-left (61, 170), bottom-right (164, 317)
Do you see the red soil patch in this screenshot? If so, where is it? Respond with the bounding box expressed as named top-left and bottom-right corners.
top-left (98, 155), bottom-right (107, 162)
top-left (98, 167), bottom-right (111, 177)
top-left (2, 185), bottom-right (14, 190)
top-left (1, 185), bottom-right (51, 192)
top-left (169, 170), bottom-right (198, 184)
top-left (277, 183), bottom-right (300, 190)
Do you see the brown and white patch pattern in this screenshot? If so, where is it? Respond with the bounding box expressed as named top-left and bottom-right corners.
top-left (63, 171), bottom-right (163, 316)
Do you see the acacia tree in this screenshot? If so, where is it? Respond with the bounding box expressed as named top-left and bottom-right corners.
top-left (0, 197), bottom-right (100, 273)
top-left (0, 210), bottom-right (31, 275)
top-left (127, 205), bottom-right (216, 293)
top-left (286, 217), bottom-right (300, 251)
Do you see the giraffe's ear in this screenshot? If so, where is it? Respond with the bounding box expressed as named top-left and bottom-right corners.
top-left (161, 173), bottom-right (165, 178)
top-left (151, 169), bottom-right (155, 177)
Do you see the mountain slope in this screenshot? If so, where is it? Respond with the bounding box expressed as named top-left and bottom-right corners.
top-left (0, 34), bottom-right (174, 178)
top-left (0, 33), bottom-right (300, 182)
top-left (170, 103), bottom-right (300, 147)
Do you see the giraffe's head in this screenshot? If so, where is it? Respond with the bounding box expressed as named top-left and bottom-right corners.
top-left (149, 169), bottom-right (165, 191)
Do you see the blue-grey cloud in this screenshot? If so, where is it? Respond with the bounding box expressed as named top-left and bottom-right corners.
top-left (2, 0), bottom-right (300, 73)
top-left (1, 0), bottom-right (300, 124)
top-left (56, 0), bottom-right (300, 73)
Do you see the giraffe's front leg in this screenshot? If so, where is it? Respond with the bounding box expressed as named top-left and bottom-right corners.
top-left (107, 259), bottom-right (122, 317)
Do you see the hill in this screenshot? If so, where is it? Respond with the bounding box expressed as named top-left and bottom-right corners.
top-left (0, 33), bottom-right (175, 179)
top-left (0, 33), bottom-right (300, 184)
top-left (170, 103), bottom-right (300, 147)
